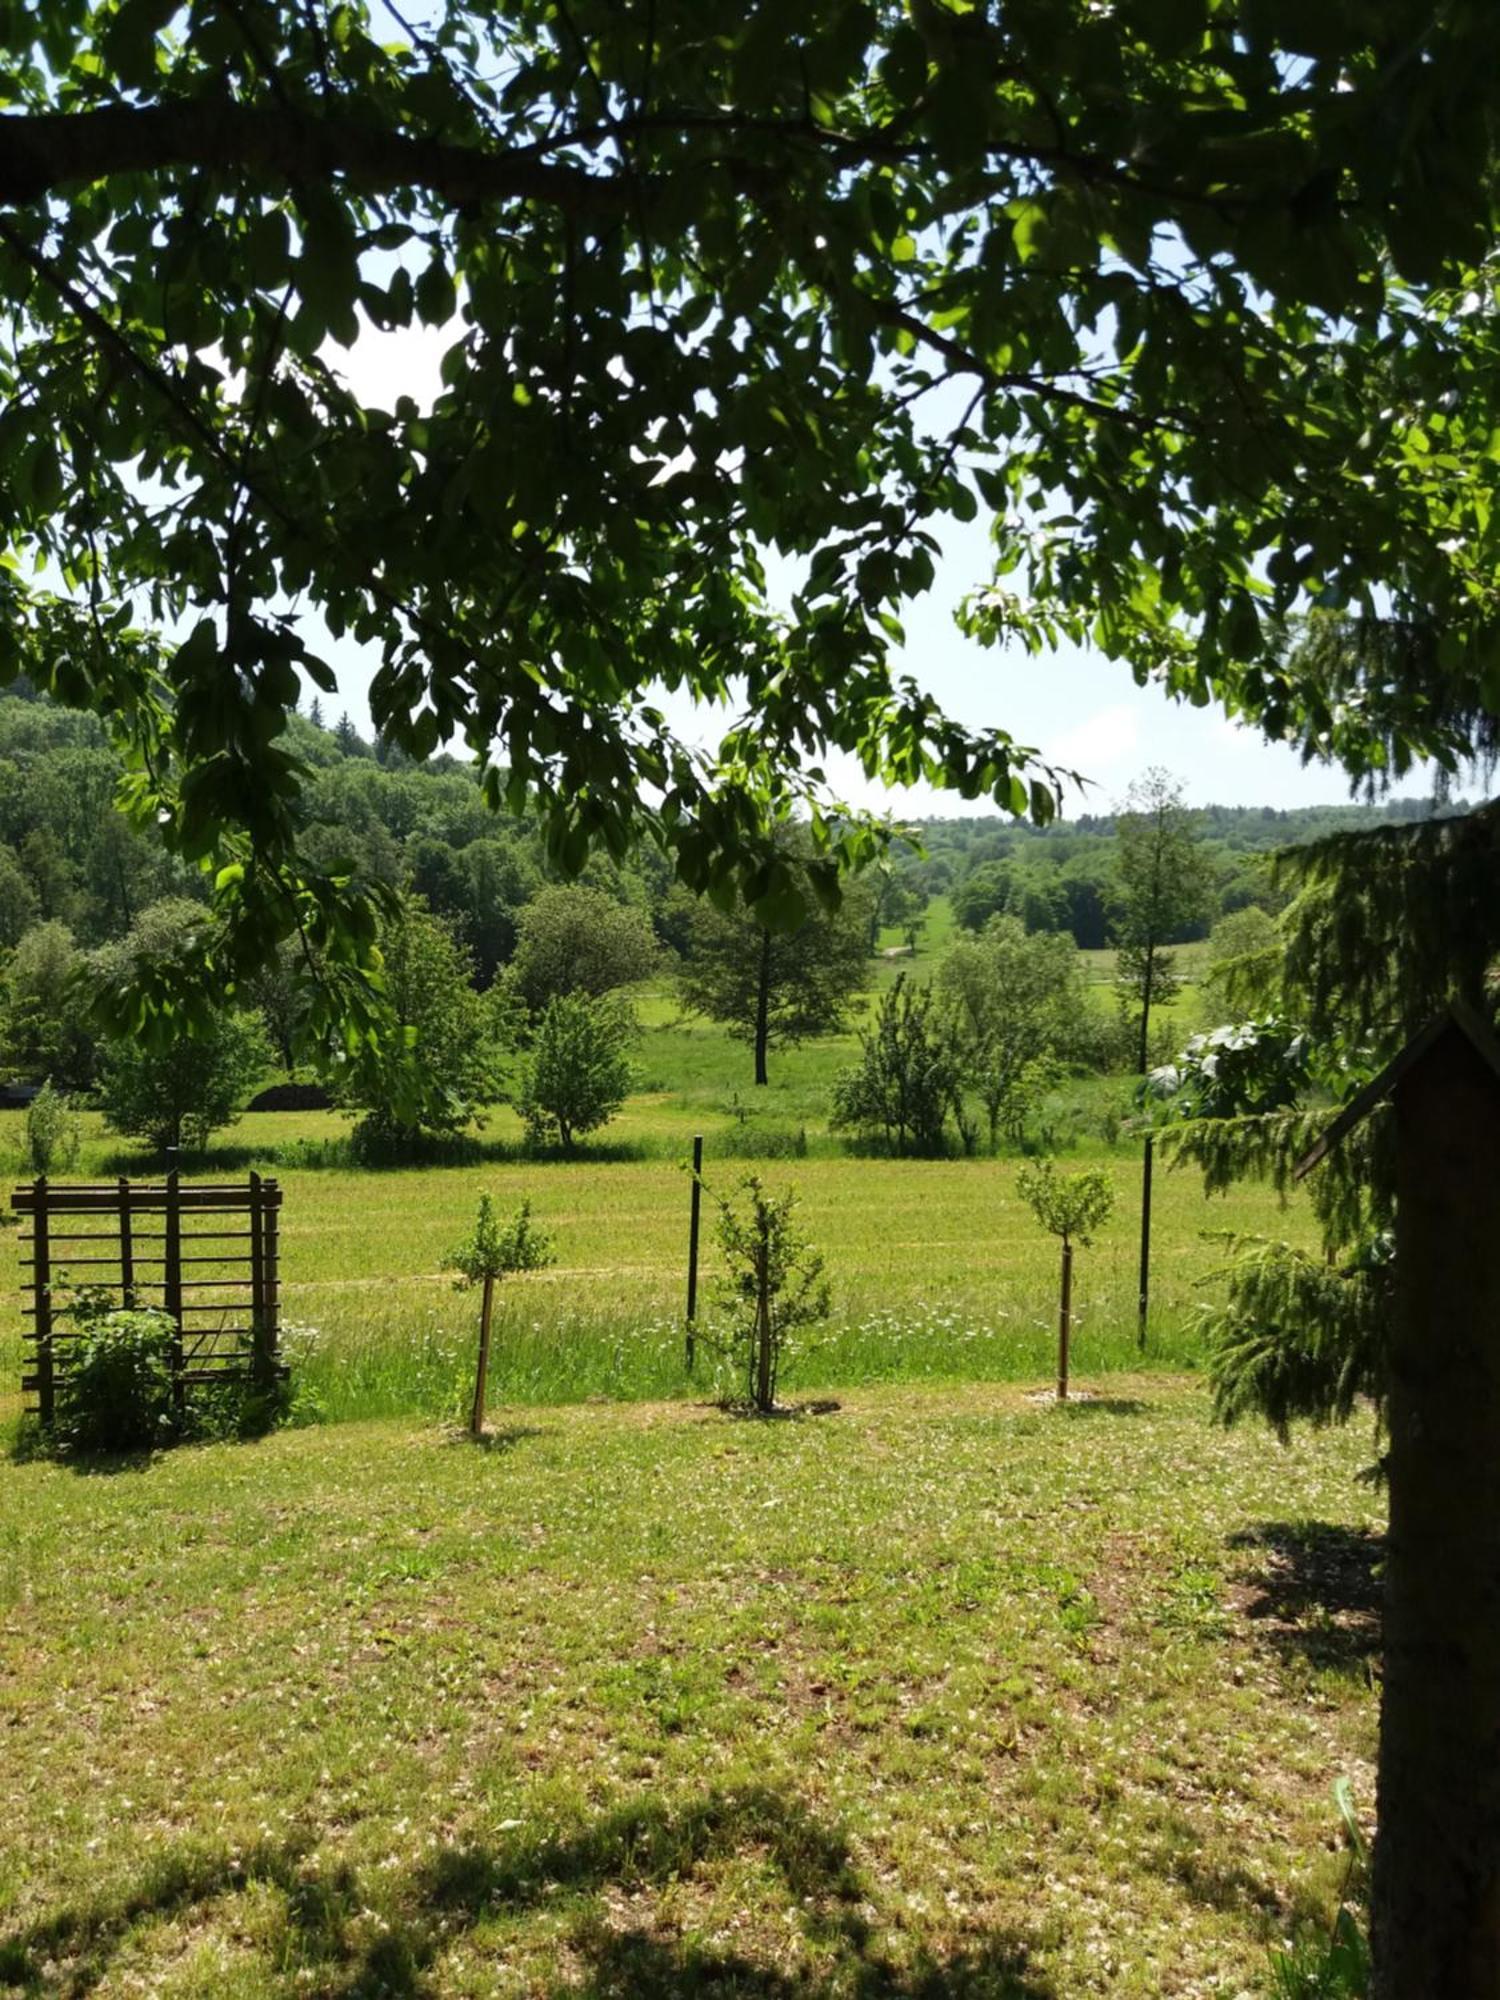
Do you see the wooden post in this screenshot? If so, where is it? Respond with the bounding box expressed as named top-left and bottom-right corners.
top-left (755, 1268), bottom-right (773, 1413)
top-left (249, 1170), bottom-right (270, 1390)
top-left (1057, 1237), bottom-right (1073, 1402)
top-left (1136, 1133), bottom-right (1153, 1349)
top-left (33, 1175), bottom-right (53, 1427)
top-left (117, 1175), bottom-right (134, 1308)
top-left (263, 1178), bottom-right (281, 1380)
top-left (685, 1135), bottom-right (703, 1369)
top-left (470, 1273), bottom-right (495, 1438)
top-left (164, 1164), bottom-right (183, 1415)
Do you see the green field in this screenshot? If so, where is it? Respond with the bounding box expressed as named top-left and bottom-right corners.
top-left (1, 1085), bottom-right (1310, 1432)
top-left (0, 921), bottom-right (1289, 1433)
top-left (0, 1378), bottom-right (1379, 1997)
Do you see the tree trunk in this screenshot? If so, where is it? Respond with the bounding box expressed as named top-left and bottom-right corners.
top-left (1057, 1238), bottom-right (1072, 1401)
top-left (1136, 946), bottom-right (1154, 1076)
top-left (754, 927), bottom-right (771, 1086)
top-left (1372, 1027), bottom-right (1500, 1997)
top-left (469, 1274), bottom-right (495, 1438)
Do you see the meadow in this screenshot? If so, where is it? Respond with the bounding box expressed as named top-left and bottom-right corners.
top-left (0, 929), bottom-right (1289, 1432)
top-left (0, 1378), bottom-right (1380, 1998)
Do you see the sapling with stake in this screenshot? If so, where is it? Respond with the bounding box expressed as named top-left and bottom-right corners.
top-left (1016, 1161), bottom-right (1115, 1401)
top-left (710, 1173), bottom-right (830, 1414)
top-left (445, 1195), bottom-right (555, 1437)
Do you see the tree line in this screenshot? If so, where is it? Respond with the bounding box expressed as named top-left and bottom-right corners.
top-left (0, 693), bottom-right (1347, 1164)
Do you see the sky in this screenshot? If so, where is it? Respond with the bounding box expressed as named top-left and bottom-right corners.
top-left (313, 318), bottom-right (1421, 825)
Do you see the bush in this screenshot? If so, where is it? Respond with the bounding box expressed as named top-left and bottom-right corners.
top-left (98, 1012), bottom-right (271, 1155)
top-left (52, 1302), bottom-right (179, 1455)
top-left (19, 1079), bottom-right (82, 1175)
top-left (830, 975), bottom-right (957, 1157)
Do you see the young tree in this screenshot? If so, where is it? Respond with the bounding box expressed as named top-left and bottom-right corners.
top-left (831, 976), bottom-right (958, 1158)
top-left (867, 861), bottom-right (927, 953)
top-left (1015, 1161), bottom-right (1115, 1402)
top-left (710, 1175), bottom-right (830, 1415)
top-left (1112, 770), bottom-right (1215, 1343)
top-left (0, 920), bottom-right (95, 1088)
top-left (445, 1194), bottom-right (555, 1438)
top-left (97, 1008), bottom-right (270, 1154)
top-left (519, 993), bottom-right (635, 1156)
top-left (936, 917), bottom-right (1084, 1153)
top-left (677, 868), bottom-right (871, 1087)
top-left (342, 899), bottom-right (513, 1153)
top-left (17, 1079), bottom-right (82, 1176)
top-left (509, 884), bottom-right (658, 1014)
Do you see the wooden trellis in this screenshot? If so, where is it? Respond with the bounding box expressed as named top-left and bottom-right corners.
top-left (11, 1172), bottom-right (283, 1422)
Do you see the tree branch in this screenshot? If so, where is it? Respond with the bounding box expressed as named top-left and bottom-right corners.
top-left (0, 97), bottom-right (627, 216)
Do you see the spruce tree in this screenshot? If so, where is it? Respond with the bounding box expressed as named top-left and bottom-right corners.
top-left (1162, 797), bottom-right (1500, 1996)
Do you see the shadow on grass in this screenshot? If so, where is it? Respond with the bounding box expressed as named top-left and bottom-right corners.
top-left (1228, 1520), bottom-right (1383, 1673)
top-left (0, 1788), bottom-right (1057, 1998)
top-left (449, 1423), bottom-right (547, 1454)
top-left (0, 1834), bottom-right (320, 1995)
top-left (1145, 1808), bottom-right (1330, 1940)
top-left (1046, 1398), bottom-right (1150, 1419)
top-left (5, 1416), bottom-right (159, 1476)
top-left (713, 1399), bottom-right (843, 1422)
top-left (92, 1133), bottom-right (665, 1177)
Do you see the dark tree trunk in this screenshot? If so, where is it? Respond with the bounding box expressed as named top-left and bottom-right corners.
top-left (1057, 1237), bottom-right (1073, 1401)
top-left (754, 927), bottom-right (771, 1086)
top-left (1135, 947), bottom-right (1154, 1075)
top-left (1372, 1028), bottom-right (1500, 1997)
top-left (755, 1285), bottom-right (773, 1413)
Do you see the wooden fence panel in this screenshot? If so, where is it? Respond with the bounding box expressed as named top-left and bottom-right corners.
top-left (11, 1177), bottom-right (284, 1421)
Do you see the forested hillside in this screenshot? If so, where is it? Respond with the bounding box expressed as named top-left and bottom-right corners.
top-left (0, 680), bottom-right (1460, 1111)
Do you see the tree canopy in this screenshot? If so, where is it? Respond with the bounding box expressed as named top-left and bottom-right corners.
top-left (4, 0), bottom-right (1500, 1070)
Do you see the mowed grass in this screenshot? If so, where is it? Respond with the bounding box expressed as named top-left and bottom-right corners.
top-left (0, 1098), bottom-right (1312, 1428)
top-left (0, 1379), bottom-right (1380, 1998)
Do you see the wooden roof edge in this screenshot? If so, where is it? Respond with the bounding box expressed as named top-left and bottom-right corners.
top-left (1294, 1000), bottom-right (1500, 1182)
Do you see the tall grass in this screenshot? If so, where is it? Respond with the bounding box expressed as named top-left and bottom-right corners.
top-left (283, 1287), bottom-right (1202, 1427)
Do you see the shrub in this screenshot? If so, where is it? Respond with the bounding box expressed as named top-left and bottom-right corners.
top-left (831, 975), bottom-right (958, 1157)
top-left (19, 1080), bottom-right (82, 1175)
top-left (52, 1302), bottom-right (178, 1455)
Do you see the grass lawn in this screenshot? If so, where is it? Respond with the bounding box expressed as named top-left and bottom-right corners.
top-left (0, 1378), bottom-right (1380, 1998)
